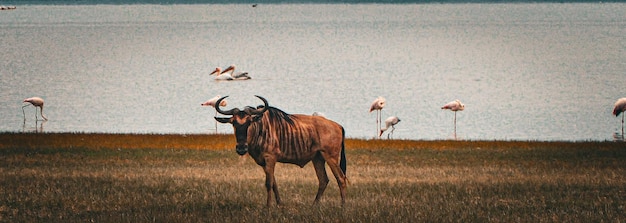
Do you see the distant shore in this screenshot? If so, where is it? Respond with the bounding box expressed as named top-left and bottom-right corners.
top-left (1, 1), bottom-right (623, 5)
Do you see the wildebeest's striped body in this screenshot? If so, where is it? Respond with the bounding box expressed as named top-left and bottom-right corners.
top-left (248, 109), bottom-right (343, 166)
top-left (214, 96), bottom-right (347, 206)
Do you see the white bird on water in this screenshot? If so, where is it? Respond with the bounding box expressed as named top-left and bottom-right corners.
top-left (22, 97), bottom-right (48, 121)
top-left (613, 97), bottom-right (626, 136)
top-left (380, 116), bottom-right (400, 139)
top-left (369, 96), bottom-right (386, 139)
top-left (221, 64), bottom-right (251, 80)
top-left (441, 99), bottom-right (465, 139)
top-left (209, 67), bottom-right (234, 81)
top-left (202, 95), bottom-right (228, 132)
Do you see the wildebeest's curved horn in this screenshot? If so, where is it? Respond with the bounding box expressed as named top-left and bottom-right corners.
top-left (215, 96), bottom-right (236, 115)
top-left (251, 95), bottom-right (269, 115)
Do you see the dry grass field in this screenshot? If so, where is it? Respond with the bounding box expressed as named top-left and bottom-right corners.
top-left (0, 133), bottom-right (625, 222)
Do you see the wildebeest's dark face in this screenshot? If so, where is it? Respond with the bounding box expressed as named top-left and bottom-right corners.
top-left (214, 96), bottom-right (268, 155)
top-left (216, 110), bottom-right (263, 155)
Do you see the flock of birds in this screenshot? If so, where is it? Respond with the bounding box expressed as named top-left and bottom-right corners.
top-left (200, 94), bottom-right (626, 140)
top-left (19, 64), bottom-right (249, 123)
top-left (0, 5), bottom-right (17, 10)
top-left (19, 63), bottom-right (626, 139)
top-left (23, 93), bottom-right (626, 139)
top-left (369, 96), bottom-right (465, 139)
top-left (201, 92), bottom-right (465, 139)
top-left (369, 97), bottom-right (626, 140)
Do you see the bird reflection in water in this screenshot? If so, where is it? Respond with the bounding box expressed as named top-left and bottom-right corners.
top-left (613, 132), bottom-right (624, 142)
top-left (22, 119), bottom-right (45, 133)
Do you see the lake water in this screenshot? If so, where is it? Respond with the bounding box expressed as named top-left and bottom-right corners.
top-left (1, 3), bottom-right (625, 141)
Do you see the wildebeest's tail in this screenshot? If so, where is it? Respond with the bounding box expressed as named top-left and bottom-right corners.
top-left (340, 127), bottom-right (347, 176)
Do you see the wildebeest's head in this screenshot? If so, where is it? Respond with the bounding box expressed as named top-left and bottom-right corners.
top-left (214, 95), bottom-right (269, 155)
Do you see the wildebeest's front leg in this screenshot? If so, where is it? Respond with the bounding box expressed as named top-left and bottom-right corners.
top-left (312, 154), bottom-right (329, 203)
top-left (263, 159), bottom-right (281, 206)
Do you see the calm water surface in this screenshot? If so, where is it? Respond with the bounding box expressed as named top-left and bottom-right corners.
top-left (1, 3), bottom-right (625, 141)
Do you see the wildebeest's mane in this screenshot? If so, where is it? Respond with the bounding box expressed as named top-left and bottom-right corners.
top-left (259, 106), bottom-right (296, 126)
top-left (253, 105), bottom-right (317, 165)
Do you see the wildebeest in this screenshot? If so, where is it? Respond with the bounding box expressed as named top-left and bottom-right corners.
top-left (214, 95), bottom-right (347, 206)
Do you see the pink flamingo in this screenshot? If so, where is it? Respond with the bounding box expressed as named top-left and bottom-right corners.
top-left (22, 97), bottom-right (48, 121)
top-left (441, 99), bottom-right (465, 138)
top-left (380, 116), bottom-right (400, 139)
top-left (202, 95), bottom-right (228, 132)
top-left (369, 96), bottom-right (386, 138)
top-left (613, 97), bottom-right (626, 136)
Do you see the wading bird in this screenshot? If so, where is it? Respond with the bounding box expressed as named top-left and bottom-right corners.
top-left (312, 111), bottom-right (326, 118)
top-left (22, 97), bottom-right (47, 121)
top-left (202, 95), bottom-right (228, 132)
top-left (441, 99), bottom-right (464, 139)
top-left (209, 67), bottom-right (234, 81)
top-left (214, 96), bottom-right (347, 207)
top-left (369, 96), bottom-right (386, 138)
top-left (221, 64), bottom-right (251, 80)
top-left (613, 97), bottom-right (626, 135)
top-left (201, 95), bottom-right (228, 108)
top-left (380, 116), bottom-right (400, 139)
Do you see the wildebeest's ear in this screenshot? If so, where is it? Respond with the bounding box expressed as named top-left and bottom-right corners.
top-left (215, 117), bottom-right (231, 123)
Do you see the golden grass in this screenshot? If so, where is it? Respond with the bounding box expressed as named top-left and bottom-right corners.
top-left (0, 132), bottom-right (234, 150)
top-left (0, 133), bottom-right (625, 222)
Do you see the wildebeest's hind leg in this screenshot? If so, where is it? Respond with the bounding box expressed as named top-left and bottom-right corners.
top-left (321, 153), bottom-right (347, 205)
top-left (263, 160), bottom-right (281, 206)
top-left (312, 154), bottom-right (329, 203)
